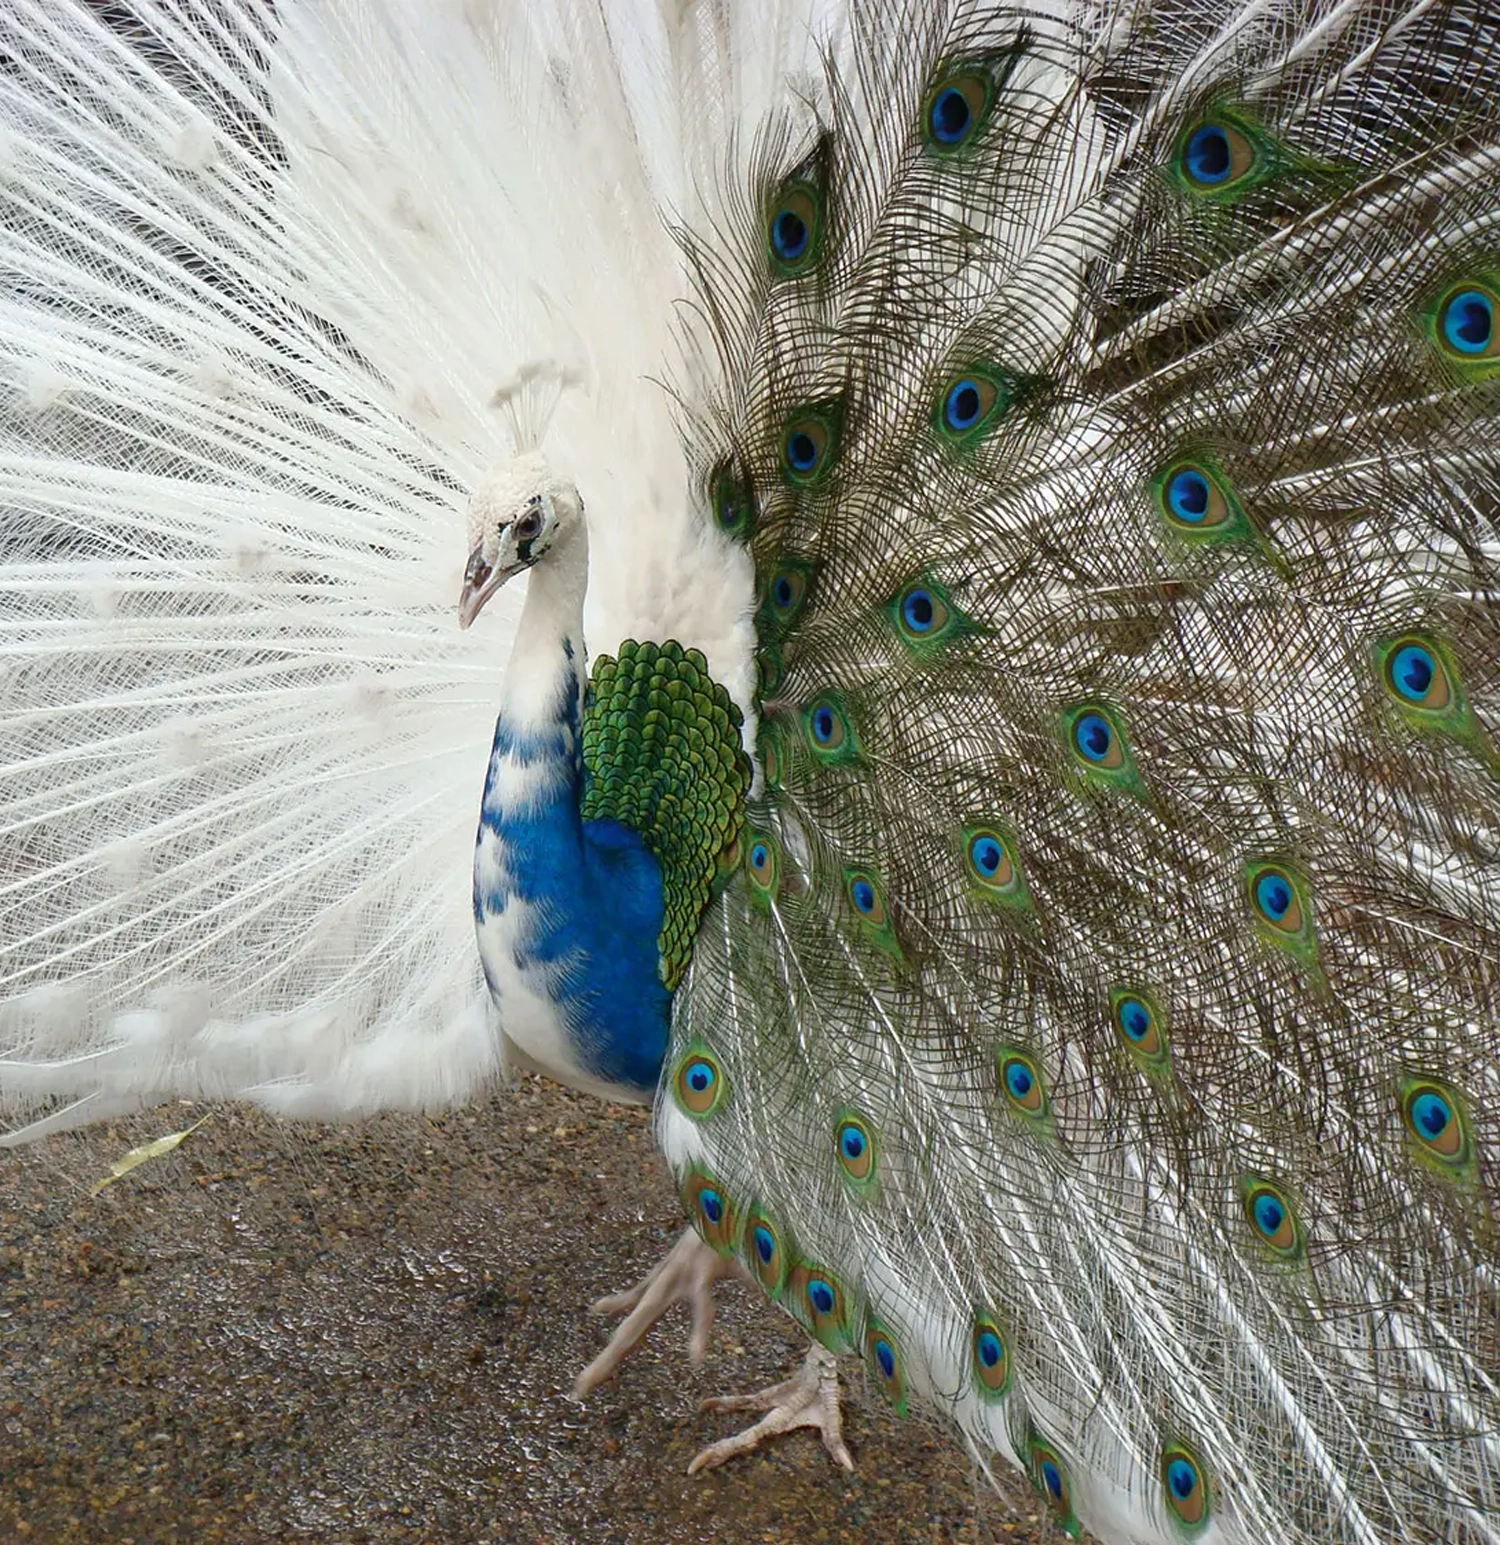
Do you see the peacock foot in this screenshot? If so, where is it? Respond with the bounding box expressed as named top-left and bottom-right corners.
top-left (688, 1343), bottom-right (853, 1475)
top-left (573, 1225), bottom-right (749, 1395)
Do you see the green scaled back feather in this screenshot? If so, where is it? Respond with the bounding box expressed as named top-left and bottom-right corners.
top-left (581, 641), bottom-right (752, 990)
top-left (660, 5), bottom-right (1500, 1545)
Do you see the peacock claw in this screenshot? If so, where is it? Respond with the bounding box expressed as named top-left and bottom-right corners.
top-left (573, 1225), bottom-right (749, 1396)
top-left (688, 1343), bottom-right (853, 1475)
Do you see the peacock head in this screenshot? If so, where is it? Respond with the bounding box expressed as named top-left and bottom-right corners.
top-left (458, 452), bottom-right (583, 628)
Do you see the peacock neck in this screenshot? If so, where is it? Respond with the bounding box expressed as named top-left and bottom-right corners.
top-left (498, 522), bottom-right (589, 733)
top-left (472, 523), bottom-right (672, 1104)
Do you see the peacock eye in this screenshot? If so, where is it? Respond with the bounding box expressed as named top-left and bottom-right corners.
top-left (1179, 120), bottom-right (1258, 189)
top-left (932, 366), bottom-right (1017, 447)
top-left (515, 507), bottom-right (545, 543)
top-left (922, 69), bottom-right (993, 154)
top-left (1437, 285), bottom-right (1499, 357)
top-left (766, 178), bottom-right (824, 277)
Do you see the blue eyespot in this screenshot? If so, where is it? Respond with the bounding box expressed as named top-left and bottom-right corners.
top-left (1167, 1456), bottom-right (1198, 1500)
top-left (684, 1172), bottom-right (736, 1248)
top-left (1041, 1459), bottom-right (1064, 1501)
top-left (767, 185), bottom-right (821, 276)
top-left (944, 378), bottom-right (983, 432)
top-left (753, 1226), bottom-right (775, 1265)
top-left (835, 1113), bottom-right (876, 1183)
top-left (1389, 643), bottom-right (1436, 702)
top-left (1411, 1090), bottom-right (1452, 1141)
top-left (930, 86), bottom-right (972, 144)
top-left (781, 411), bottom-right (837, 484)
top-left (1254, 871), bottom-right (1292, 922)
top-left (674, 1049), bottom-right (726, 1117)
top-left (1442, 288), bottom-right (1493, 354)
top-left (1183, 124), bottom-right (1231, 185)
top-left (1111, 990), bottom-right (1168, 1066)
top-left (1251, 1191), bottom-right (1285, 1238)
top-left (901, 588), bottom-right (936, 632)
top-left (969, 834), bottom-right (1001, 876)
top-left (1401, 1081), bottom-right (1469, 1164)
top-left (1242, 1178), bottom-right (1301, 1257)
top-left (771, 208), bottom-right (809, 263)
top-left (1247, 863), bottom-right (1309, 944)
top-left (750, 842), bottom-right (769, 871)
top-left (1073, 711), bottom-right (1113, 763)
top-left (808, 1278), bottom-right (836, 1316)
top-left (851, 877), bottom-right (876, 914)
top-left (1117, 996), bottom-right (1151, 1043)
top-left (972, 1319), bottom-right (1009, 1394)
top-left (772, 576), bottom-right (794, 608)
top-left (999, 1051), bottom-right (1047, 1116)
top-left (1166, 468), bottom-right (1211, 524)
top-left (805, 696), bottom-right (852, 758)
top-left (1163, 1444), bottom-right (1210, 1525)
top-left (786, 430), bottom-right (819, 473)
top-left (873, 1337), bottom-right (896, 1379)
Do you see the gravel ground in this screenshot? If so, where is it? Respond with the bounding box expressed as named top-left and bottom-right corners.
top-left (0, 1073), bottom-right (1063, 1544)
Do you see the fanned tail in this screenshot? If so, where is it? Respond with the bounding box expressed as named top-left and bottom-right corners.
top-left (663, 4), bottom-right (1500, 1541)
top-left (0, 0), bottom-right (827, 1136)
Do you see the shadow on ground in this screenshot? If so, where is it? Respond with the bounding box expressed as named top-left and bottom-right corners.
top-left (0, 1073), bottom-right (1061, 1544)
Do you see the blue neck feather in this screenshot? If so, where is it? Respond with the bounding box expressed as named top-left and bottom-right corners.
top-left (473, 649), bottom-right (671, 1098)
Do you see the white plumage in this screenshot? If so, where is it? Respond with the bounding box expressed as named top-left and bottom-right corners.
top-left (0, 0), bottom-right (802, 1131)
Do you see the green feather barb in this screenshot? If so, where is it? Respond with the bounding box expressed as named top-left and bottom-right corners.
top-left (581, 641), bottom-right (752, 992)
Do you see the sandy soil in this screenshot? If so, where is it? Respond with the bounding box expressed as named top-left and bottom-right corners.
top-left (0, 1073), bottom-right (1063, 1544)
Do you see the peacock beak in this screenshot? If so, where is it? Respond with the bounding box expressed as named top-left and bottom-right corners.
top-left (458, 542), bottom-right (519, 629)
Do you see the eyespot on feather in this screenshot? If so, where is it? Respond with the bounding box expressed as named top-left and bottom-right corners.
top-left (780, 403), bottom-right (842, 487)
top-left (1062, 702), bottom-right (1140, 792)
top-left (803, 694), bottom-right (857, 763)
top-left (1378, 634), bottom-right (1454, 713)
top-left (1429, 281), bottom-right (1500, 372)
top-left (1109, 988), bottom-right (1170, 1070)
top-left (834, 1111), bottom-right (876, 1187)
top-left (745, 830), bottom-right (780, 903)
top-left (764, 560), bottom-right (814, 629)
top-left (672, 1046), bottom-right (727, 1119)
top-left (1399, 1076), bottom-right (1475, 1174)
top-left (711, 463), bottom-right (755, 540)
top-left (766, 177), bottom-right (824, 276)
top-left (961, 824), bottom-right (1029, 910)
top-left (1161, 1441), bottom-right (1211, 1530)
top-left (787, 1260), bottom-right (849, 1349)
top-left (1244, 862), bottom-right (1317, 962)
top-left (921, 66), bottom-right (994, 154)
top-left (971, 1315), bottom-right (1010, 1397)
top-left (998, 1048), bottom-right (1048, 1118)
top-left (932, 366), bottom-right (1015, 447)
top-left (1028, 1437), bottom-right (1079, 1536)
top-left (1241, 1176), bottom-right (1303, 1261)
top-left (682, 1170), bottom-right (738, 1253)
top-left (741, 1207), bottom-right (787, 1295)
top-left (864, 1321), bottom-right (907, 1413)
top-left (1171, 111), bottom-right (1276, 198)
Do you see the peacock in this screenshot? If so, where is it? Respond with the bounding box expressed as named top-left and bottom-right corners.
top-left (2, 1), bottom-right (1498, 1541)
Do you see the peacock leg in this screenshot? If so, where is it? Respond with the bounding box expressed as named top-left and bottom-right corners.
top-left (573, 1226), bottom-right (748, 1395)
top-left (687, 1343), bottom-right (852, 1474)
